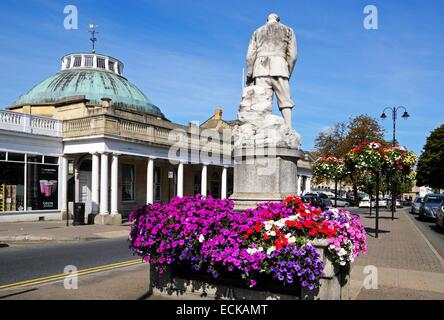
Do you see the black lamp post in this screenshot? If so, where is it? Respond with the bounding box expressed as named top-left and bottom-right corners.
top-left (380, 106), bottom-right (410, 220)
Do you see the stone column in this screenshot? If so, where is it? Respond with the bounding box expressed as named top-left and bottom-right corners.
top-left (306, 177), bottom-right (312, 194)
top-left (74, 164), bottom-right (80, 203)
top-left (95, 152), bottom-right (113, 225)
top-left (201, 164), bottom-right (208, 196)
top-left (146, 158), bottom-right (154, 204)
top-left (297, 175), bottom-right (302, 196)
top-left (177, 162), bottom-right (184, 198)
top-left (91, 153), bottom-right (100, 214)
top-left (60, 156), bottom-right (68, 219)
top-left (99, 152), bottom-right (109, 215)
top-left (221, 166), bottom-right (228, 199)
top-left (110, 154), bottom-right (122, 224)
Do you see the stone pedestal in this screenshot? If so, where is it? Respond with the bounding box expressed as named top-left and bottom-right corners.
top-left (94, 213), bottom-right (122, 225)
top-left (149, 239), bottom-right (350, 300)
top-left (230, 147), bottom-right (304, 210)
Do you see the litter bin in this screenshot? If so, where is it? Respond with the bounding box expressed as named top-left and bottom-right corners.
top-left (73, 202), bottom-right (85, 226)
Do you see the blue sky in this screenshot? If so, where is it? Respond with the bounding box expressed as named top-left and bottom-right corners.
top-left (0, 0), bottom-right (443, 155)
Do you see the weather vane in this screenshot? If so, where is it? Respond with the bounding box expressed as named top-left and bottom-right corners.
top-left (88, 24), bottom-right (98, 53)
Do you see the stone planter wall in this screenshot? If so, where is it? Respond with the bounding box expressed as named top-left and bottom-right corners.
top-left (149, 239), bottom-right (351, 300)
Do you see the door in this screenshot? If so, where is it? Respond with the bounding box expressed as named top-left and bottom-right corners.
top-left (79, 171), bottom-right (92, 215)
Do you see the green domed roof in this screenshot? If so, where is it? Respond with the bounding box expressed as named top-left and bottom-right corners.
top-left (13, 68), bottom-right (164, 117)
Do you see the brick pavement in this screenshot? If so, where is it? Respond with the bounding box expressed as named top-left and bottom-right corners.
top-left (350, 208), bottom-right (444, 299)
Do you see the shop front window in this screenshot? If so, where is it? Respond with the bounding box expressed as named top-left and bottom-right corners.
top-left (122, 164), bottom-right (135, 201)
top-left (0, 162), bottom-right (25, 212)
top-left (0, 152), bottom-right (60, 212)
top-left (27, 163), bottom-right (58, 210)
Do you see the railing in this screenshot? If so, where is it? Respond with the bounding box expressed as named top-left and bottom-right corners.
top-left (63, 113), bottom-right (232, 155)
top-left (0, 110), bottom-right (63, 138)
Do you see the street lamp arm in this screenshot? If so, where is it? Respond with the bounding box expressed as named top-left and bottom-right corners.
top-left (396, 106), bottom-right (407, 113)
top-left (381, 107), bottom-right (393, 115)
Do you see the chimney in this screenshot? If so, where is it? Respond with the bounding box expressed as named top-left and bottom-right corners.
top-left (214, 107), bottom-right (223, 120)
top-left (101, 97), bottom-right (112, 108)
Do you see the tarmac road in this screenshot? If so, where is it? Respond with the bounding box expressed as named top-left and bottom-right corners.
top-left (0, 237), bottom-right (139, 287)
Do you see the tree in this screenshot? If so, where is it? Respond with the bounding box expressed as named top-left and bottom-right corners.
top-left (416, 124), bottom-right (444, 189)
top-left (345, 114), bottom-right (386, 147)
top-left (313, 114), bottom-right (387, 202)
top-left (314, 122), bottom-right (350, 158)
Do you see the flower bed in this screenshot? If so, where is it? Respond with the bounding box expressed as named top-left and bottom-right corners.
top-left (128, 195), bottom-right (366, 296)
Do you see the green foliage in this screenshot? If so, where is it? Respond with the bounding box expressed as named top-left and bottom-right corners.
top-left (416, 124), bottom-right (444, 189)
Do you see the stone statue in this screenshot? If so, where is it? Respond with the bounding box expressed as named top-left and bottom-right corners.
top-left (234, 13), bottom-right (301, 150)
top-left (246, 13), bottom-right (297, 128)
top-left (230, 14), bottom-right (304, 210)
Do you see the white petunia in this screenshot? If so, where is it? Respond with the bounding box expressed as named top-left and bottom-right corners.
top-left (264, 221), bottom-right (273, 231)
top-left (267, 246), bottom-right (276, 255)
top-left (198, 234), bottom-right (205, 243)
top-left (288, 236), bottom-right (296, 244)
top-left (338, 248), bottom-right (347, 257)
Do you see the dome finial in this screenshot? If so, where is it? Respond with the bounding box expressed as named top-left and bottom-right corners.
top-left (88, 23), bottom-right (99, 53)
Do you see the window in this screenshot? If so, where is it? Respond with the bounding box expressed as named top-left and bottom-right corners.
top-left (44, 156), bottom-right (58, 164)
top-left (73, 56), bottom-right (82, 67)
top-left (117, 63), bottom-right (122, 74)
top-left (122, 164), bottom-right (135, 201)
top-left (84, 56), bottom-right (93, 67)
top-left (97, 58), bottom-right (106, 69)
top-left (0, 162), bottom-right (25, 212)
top-left (194, 174), bottom-right (201, 195)
top-left (154, 167), bottom-right (161, 202)
top-left (65, 57), bottom-right (71, 68)
top-left (0, 152), bottom-right (59, 212)
top-left (27, 155), bottom-right (43, 163)
top-left (27, 163), bottom-right (58, 210)
top-left (8, 153), bottom-right (25, 162)
top-left (108, 60), bottom-right (115, 72)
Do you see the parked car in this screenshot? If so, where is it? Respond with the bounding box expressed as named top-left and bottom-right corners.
top-left (359, 197), bottom-right (373, 208)
top-left (359, 196), bottom-right (386, 208)
top-left (436, 200), bottom-right (444, 230)
top-left (419, 194), bottom-right (444, 221)
top-left (331, 198), bottom-right (350, 207)
top-left (302, 195), bottom-right (323, 209)
top-left (385, 198), bottom-right (403, 209)
top-left (410, 197), bottom-right (423, 214)
top-left (304, 193), bottom-right (332, 211)
top-left (373, 198), bottom-right (387, 207)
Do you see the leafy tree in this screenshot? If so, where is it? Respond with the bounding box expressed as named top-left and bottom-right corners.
top-left (346, 114), bottom-right (386, 147)
top-left (313, 114), bottom-right (387, 202)
top-left (313, 122), bottom-right (349, 158)
top-left (416, 124), bottom-right (444, 189)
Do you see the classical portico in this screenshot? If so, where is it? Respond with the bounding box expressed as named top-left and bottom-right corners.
top-left (66, 145), bottom-right (232, 224)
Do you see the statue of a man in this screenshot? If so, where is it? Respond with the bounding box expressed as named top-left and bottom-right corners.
top-left (246, 13), bottom-right (297, 128)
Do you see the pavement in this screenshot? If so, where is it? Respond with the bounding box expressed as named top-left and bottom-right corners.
top-left (0, 220), bottom-right (131, 243)
top-left (350, 207), bottom-right (444, 300)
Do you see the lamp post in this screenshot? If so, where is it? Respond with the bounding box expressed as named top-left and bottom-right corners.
top-left (380, 106), bottom-right (410, 220)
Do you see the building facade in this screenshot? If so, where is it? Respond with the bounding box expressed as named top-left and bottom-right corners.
top-left (0, 51), bottom-right (313, 224)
